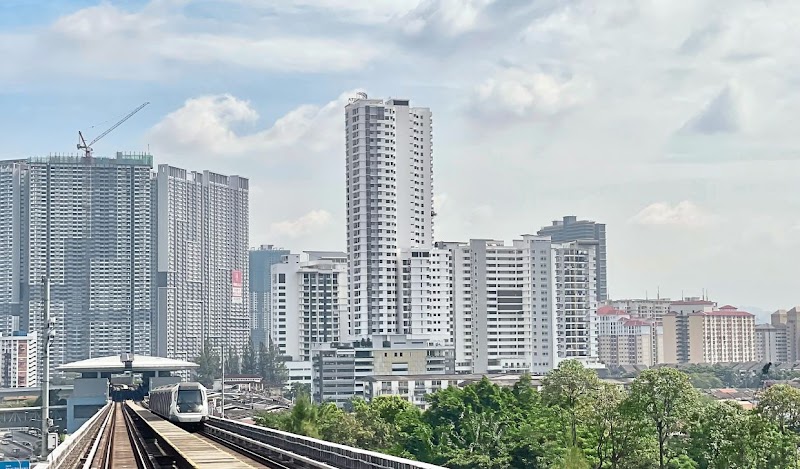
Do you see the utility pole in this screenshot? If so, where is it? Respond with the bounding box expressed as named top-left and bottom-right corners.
top-left (40, 276), bottom-right (53, 459)
top-left (220, 343), bottom-right (225, 419)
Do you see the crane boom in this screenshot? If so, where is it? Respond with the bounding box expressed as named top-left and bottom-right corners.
top-left (77, 102), bottom-right (150, 159)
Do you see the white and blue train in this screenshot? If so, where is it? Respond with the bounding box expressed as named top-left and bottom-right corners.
top-left (148, 382), bottom-right (209, 428)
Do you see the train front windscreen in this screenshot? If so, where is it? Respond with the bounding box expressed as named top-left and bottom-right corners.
top-left (176, 389), bottom-right (204, 413)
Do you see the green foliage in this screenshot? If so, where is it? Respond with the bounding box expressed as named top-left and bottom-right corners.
top-left (242, 338), bottom-right (258, 374)
top-left (254, 364), bottom-right (800, 469)
top-left (258, 339), bottom-right (288, 389)
top-left (194, 341), bottom-right (220, 387)
top-left (224, 350), bottom-right (240, 375)
top-left (629, 367), bottom-right (698, 469)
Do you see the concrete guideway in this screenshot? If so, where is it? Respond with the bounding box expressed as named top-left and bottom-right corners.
top-left (35, 401), bottom-right (447, 469)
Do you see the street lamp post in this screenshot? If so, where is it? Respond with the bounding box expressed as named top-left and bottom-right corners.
top-left (220, 343), bottom-right (225, 419)
top-left (40, 275), bottom-right (54, 460)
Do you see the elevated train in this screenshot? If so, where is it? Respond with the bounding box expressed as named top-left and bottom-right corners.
top-left (148, 382), bottom-right (209, 429)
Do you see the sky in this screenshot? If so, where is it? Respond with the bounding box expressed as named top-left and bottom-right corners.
top-left (1, 0), bottom-right (799, 313)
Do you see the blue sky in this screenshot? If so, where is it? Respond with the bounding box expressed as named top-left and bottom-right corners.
top-left (3, 0), bottom-right (800, 312)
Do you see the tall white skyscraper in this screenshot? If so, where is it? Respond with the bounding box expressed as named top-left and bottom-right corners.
top-left (0, 154), bottom-right (154, 375)
top-left (155, 165), bottom-right (249, 363)
top-left (345, 93), bottom-right (435, 339)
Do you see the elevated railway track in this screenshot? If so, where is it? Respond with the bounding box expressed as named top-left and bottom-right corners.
top-left (36, 401), bottom-right (444, 469)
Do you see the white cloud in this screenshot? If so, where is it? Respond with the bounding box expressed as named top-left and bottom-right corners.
top-left (147, 91), bottom-right (356, 161)
top-left (270, 210), bottom-right (333, 238)
top-left (233, 0), bottom-right (422, 23)
top-left (630, 201), bottom-right (713, 227)
top-left (401, 0), bottom-right (495, 37)
top-left (472, 67), bottom-right (590, 118)
top-left (1, 2), bottom-right (380, 82)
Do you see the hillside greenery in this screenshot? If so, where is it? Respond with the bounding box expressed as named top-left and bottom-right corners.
top-left (256, 360), bottom-right (800, 469)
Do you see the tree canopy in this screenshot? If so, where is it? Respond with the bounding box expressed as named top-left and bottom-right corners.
top-left (256, 360), bottom-right (800, 469)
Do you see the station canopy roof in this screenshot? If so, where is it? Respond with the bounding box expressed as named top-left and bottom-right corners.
top-left (57, 354), bottom-right (199, 373)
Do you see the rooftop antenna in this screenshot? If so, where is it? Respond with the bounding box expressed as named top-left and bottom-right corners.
top-left (657, 286), bottom-right (660, 300)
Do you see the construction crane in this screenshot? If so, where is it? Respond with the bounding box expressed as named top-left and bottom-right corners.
top-left (77, 102), bottom-right (150, 159)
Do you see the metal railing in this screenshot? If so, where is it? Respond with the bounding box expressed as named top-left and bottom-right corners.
top-left (206, 416), bottom-right (445, 469)
top-left (34, 401), bottom-right (112, 469)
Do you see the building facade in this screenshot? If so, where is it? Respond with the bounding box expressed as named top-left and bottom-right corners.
top-left (756, 309), bottom-right (789, 362)
top-left (537, 216), bottom-right (607, 301)
top-left (311, 334), bottom-right (454, 406)
top-left (0, 332), bottom-right (37, 388)
top-left (596, 306), bottom-right (662, 366)
top-left (607, 298), bottom-right (673, 325)
top-left (249, 245), bottom-right (289, 347)
top-left (345, 94), bottom-right (435, 339)
top-left (0, 154), bottom-right (155, 376)
top-left (271, 251), bottom-right (347, 362)
top-left (155, 165), bottom-right (249, 363)
top-left (663, 305), bottom-right (755, 364)
top-left (439, 235), bottom-right (599, 375)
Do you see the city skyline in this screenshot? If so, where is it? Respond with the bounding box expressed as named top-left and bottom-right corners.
top-left (1, 1), bottom-right (799, 313)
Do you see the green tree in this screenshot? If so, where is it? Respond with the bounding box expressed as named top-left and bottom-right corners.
top-left (757, 384), bottom-right (800, 433)
top-left (224, 349), bottom-right (240, 375)
top-left (629, 367), bottom-right (698, 469)
top-left (242, 338), bottom-right (257, 374)
top-left (541, 359), bottom-right (600, 447)
top-left (286, 382), bottom-right (311, 401)
top-left (194, 341), bottom-right (220, 388)
top-left (288, 393), bottom-right (319, 437)
top-left (258, 339), bottom-right (288, 390)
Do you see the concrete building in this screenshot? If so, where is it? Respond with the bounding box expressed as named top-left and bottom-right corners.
top-left (783, 307), bottom-right (800, 361)
top-left (596, 306), bottom-right (662, 366)
top-left (0, 332), bottom-right (37, 388)
top-left (755, 323), bottom-right (788, 363)
top-left (663, 305), bottom-right (755, 364)
top-left (439, 235), bottom-right (599, 375)
top-left (271, 251), bottom-right (347, 362)
top-left (155, 165), bottom-right (249, 363)
top-left (537, 216), bottom-right (607, 301)
top-left (345, 94), bottom-right (435, 339)
top-left (249, 245), bottom-right (290, 348)
top-left (311, 334), bottom-right (454, 406)
top-left (0, 162), bottom-right (23, 322)
top-left (364, 374), bottom-right (464, 409)
top-left (607, 298), bottom-right (673, 325)
top-left (0, 154), bottom-right (155, 377)
top-left (399, 247), bottom-right (453, 345)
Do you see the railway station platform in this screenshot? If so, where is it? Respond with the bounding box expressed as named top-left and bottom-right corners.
top-left (56, 354), bottom-right (198, 432)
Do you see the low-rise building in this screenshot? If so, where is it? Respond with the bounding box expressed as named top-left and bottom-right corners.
top-left (365, 373), bottom-right (635, 409)
top-left (311, 334), bottom-right (454, 406)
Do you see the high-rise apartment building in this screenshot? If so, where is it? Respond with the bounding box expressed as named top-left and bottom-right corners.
top-left (271, 251), bottom-right (347, 361)
top-left (0, 162), bottom-right (23, 321)
top-left (249, 245), bottom-right (290, 347)
top-left (345, 93), bottom-right (435, 339)
top-left (538, 216), bottom-right (607, 301)
top-left (663, 305), bottom-right (755, 364)
top-left (596, 306), bottom-right (662, 366)
top-left (439, 235), bottom-right (599, 375)
top-left (399, 248), bottom-right (452, 345)
top-left (155, 165), bottom-right (249, 363)
top-left (0, 154), bottom-right (154, 375)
